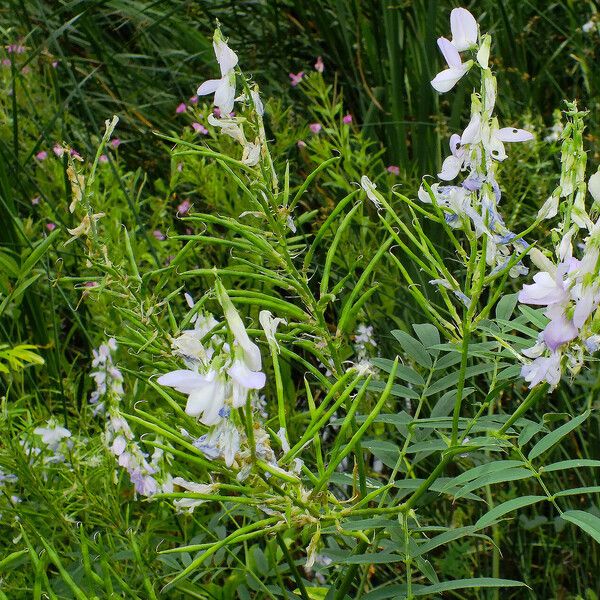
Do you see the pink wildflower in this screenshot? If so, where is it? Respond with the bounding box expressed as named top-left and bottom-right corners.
top-left (46, 223), bottom-right (56, 232)
top-left (342, 114), bottom-right (353, 125)
top-left (99, 154), bottom-right (108, 164)
top-left (297, 140), bottom-right (307, 148)
top-left (153, 230), bottom-right (165, 241)
top-left (189, 95), bottom-right (199, 104)
top-left (213, 107), bottom-right (221, 118)
top-left (309, 123), bottom-right (322, 134)
top-left (110, 138), bottom-right (121, 149)
top-left (176, 102), bottom-right (187, 114)
top-left (289, 71), bottom-right (304, 87)
top-left (53, 144), bottom-right (64, 157)
top-left (315, 56), bottom-right (324, 73)
top-left (177, 199), bottom-right (191, 215)
top-left (35, 151), bottom-right (48, 161)
top-left (192, 122), bottom-right (208, 134)
top-left (387, 165), bottom-right (400, 176)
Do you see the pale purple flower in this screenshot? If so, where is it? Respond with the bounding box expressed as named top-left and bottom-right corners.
top-left (177, 199), bottom-right (191, 215)
top-left (192, 122), bottom-right (209, 134)
top-left (309, 123), bottom-right (322, 134)
top-left (153, 229), bottom-right (165, 241)
top-left (31, 196), bottom-right (40, 205)
top-left (110, 138), bottom-right (121, 149)
top-left (315, 56), bottom-right (324, 73)
top-left (342, 114), bottom-right (353, 124)
top-left (52, 60), bottom-right (58, 68)
top-left (189, 95), bottom-right (199, 104)
top-left (289, 71), bottom-right (304, 86)
top-left (297, 140), bottom-right (307, 148)
top-left (2, 59), bottom-right (10, 67)
top-left (387, 165), bottom-right (400, 176)
top-left (53, 144), bottom-right (64, 157)
top-left (521, 353), bottom-right (561, 388)
top-left (46, 223), bottom-right (56, 232)
top-left (35, 151), bottom-right (47, 161)
top-left (99, 154), bottom-right (108, 164)
top-left (176, 102), bottom-right (187, 114)
top-left (213, 107), bottom-right (221, 118)
top-left (70, 149), bottom-right (81, 159)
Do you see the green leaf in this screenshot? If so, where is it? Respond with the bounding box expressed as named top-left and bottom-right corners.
top-left (495, 293), bottom-right (518, 321)
top-left (370, 358), bottom-right (425, 386)
top-left (561, 510), bottom-right (600, 543)
top-left (543, 459), bottom-right (600, 472)
top-left (440, 461), bottom-right (525, 492)
top-left (391, 329), bottom-right (432, 368)
top-left (413, 578), bottom-right (527, 595)
top-left (412, 323), bottom-right (440, 357)
top-left (453, 468), bottom-right (533, 500)
top-left (528, 410), bottom-right (590, 461)
top-left (474, 496), bottom-right (546, 530)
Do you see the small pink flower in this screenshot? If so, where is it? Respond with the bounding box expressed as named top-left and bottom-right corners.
top-left (2, 59), bottom-right (10, 67)
top-left (99, 154), bottom-right (108, 164)
top-left (7, 44), bottom-right (25, 54)
top-left (153, 229), bottom-right (165, 241)
top-left (110, 138), bottom-right (121, 149)
top-left (289, 71), bottom-right (304, 87)
top-left (192, 122), bottom-right (208, 134)
top-left (387, 165), bottom-right (400, 176)
top-left (52, 61), bottom-right (58, 68)
top-left (297, 140), bottom-right (307, 148)
top-left (309, 123), bottom-right (322, 134)
top-left (35, 151), bottom-right (48, 161)
top-left (70, 149), bottom-right (81, 159)
top-left (189, 95), bottom-right (199, 104)
top-left (213, 107), bottom-right (221, 118)
top-left (84, 281), bottom-right (98, 288)
top-left (315, 56), bottom-right (324, 73)
top-left (342, 114), bottom-right (352, 124)
top-left (31, 196), bottom-right (40, 205)
top-left (53, 144), bottom-right (64, 157)
top-left (46, 222), bottom-right (56, 232)
top-left (176, 102), bottom-right (187, 114)
top-left (177, 199), bottom-right (191, 215)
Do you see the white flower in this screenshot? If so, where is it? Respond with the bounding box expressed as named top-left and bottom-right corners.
top-left (360, 176), bottom-right (382, 209)
top-left (583, 20), bottom-right (595, 33)
top-left (431, 37), bottom-right (473, 93)
top-left (197, 30), bottom-right (238, 115)
top-left (589, 170), bottom-right (600, 204)
top-left (34, 420), bottom-right (71, 451)
top-left (172, 477), bottom-right (218, 514)
top-left (450, 7), bottom-right (478, 51)
top-left (157, 369), bottom-right (228, 425)
top-left (259, 310), bottom-right (287, 352)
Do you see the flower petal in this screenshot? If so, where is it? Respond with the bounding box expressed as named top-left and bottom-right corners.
top-left (437, 37), bottom-right (462, 68)
top-left (197, 78), bottom-right (221, 96)
top-left (228, 359), bottom-right (266, 390)
top-left (438, 154), bottom-right (463, 181)
top-left (450, 7), bottom-right (478, 51)
top-left (431, 65), bottom-right (469, 93)
top-left (157, 370), bottom-right (207, 394)
top-left (495, 127), bottom-right (534, 143)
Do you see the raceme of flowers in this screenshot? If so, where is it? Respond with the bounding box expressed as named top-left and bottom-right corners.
top-left (196, 29), bottom-right (264, 166)
top-left (420, 7), bottom-right (534, 280)
top-left (90, 338), bottom-right (173, 496)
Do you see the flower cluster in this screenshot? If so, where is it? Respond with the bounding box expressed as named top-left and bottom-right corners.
top-left (90, 338), bottom-right (172, 496)
top-left (33, 418), bottom-right (73, 464)
top-left (518, 105), bottom-right (600, 388)
top-left (158, 282), bottom-right (266, 426)
top-left (420, 8), bottom-right (534, 279)
top-left (197, 30), bottom-right (263, 166)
